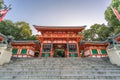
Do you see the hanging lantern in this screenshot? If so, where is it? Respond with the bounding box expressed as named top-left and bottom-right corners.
top-left (58, 45), bottom-right (62, 48)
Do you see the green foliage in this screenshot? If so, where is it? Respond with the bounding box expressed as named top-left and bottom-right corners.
top-left (105, 0), bottom-right (120, 35)
top-left (54, 49), bottom-right (65, 57)
top-left (15, 21), bottom-right (32, 40)
top-left (0, 20), bottom-right (35, 40)
top-left (27, 35), bottom-right (37, 40)
top-left (0, 0), bottom-right (3, 9)
top-left (0, 20), bottom-right (19, 37)
top-left (83, 24), bottom-right (110, 41)
top-left (83, 0), bottom-right (120, 41)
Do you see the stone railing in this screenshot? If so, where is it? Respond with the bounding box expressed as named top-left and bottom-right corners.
top-left (0, 44), bottom-right (12, 65)
top-left (108, 44), bottom-right (120, 66)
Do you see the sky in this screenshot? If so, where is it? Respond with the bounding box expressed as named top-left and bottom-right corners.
top-left (4, 0), bottom-right (112, 35)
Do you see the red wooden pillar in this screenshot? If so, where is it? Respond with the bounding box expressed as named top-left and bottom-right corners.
top-left (50, 43), bottom-right (53, 58)
top-left (50, 52), bottom-right (52, 58)
top-left (50, 50), bottom-right (53, 58)
top-left (76, 43), bottom-right (80, 57)
top-left (66, 49), bottom-right (69, 57)
top-left (89, 47), bottom-right (92, 57)
top-left (66, 43), bottom-right (69, 57)
top-left (64, 48), bottom-right (66, 57)
top-left (97, 48), bottom-right (101, 57)
top-left (39, 42), bottom-right (43, 58)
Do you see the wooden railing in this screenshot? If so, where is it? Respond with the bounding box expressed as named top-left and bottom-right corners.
top-left (37, 35), bottom-right (82, 38)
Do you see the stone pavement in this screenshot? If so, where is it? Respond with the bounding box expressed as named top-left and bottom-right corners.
top-left (0, 57), bottom-right (120, 80)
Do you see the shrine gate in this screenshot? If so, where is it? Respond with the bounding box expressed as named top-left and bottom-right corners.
top-left (34, 25), bottom-right (86, 58)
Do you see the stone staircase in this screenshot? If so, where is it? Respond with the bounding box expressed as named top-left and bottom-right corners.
top-left (0, 57), bottom-right (120, 80)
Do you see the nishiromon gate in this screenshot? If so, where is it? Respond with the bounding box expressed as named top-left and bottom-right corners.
top-left (34, 25), bottom-right (85, 58)
top-left (11, 25), bottom-right (108, 58)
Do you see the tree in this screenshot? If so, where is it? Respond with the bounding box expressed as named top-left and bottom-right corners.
top-left (0, 20), bottom-right (33, 40)
top-left (27, 35), bottom-right (37, 40)
top-left (15, 21), bottom-right (32, 40)
top-left (83, 24), bottom-right (110, 41)
top-left (83, 29), bottom-right (93, 41)
top-left (105, 0), bottom-right (120, 35)
top-left (0, 20), bottom-right (15, 36)
top-left (0, 0), bottom-right (3, 9)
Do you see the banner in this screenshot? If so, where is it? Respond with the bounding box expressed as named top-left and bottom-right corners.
top-left (111, 6), bottom-right (120, 21)
top-left (0, 4), bottom-right (11, 22)
top-left (0, 9), bottom-right (8, 22)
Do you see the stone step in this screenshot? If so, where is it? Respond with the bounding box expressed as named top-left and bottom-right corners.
top-left (0, 57), bottom-right (119, 80)
top-left (0, 72), bottom-right (120, 76)
top-left (0, 69), bottom-right (120, 72)
top-left (10, 58), bottom-right (109, 63)
top-left (1, 65), bottom-right (120, 68)
top-left (1, 68), bottom-right (120, 72)
top-left (1, 66), bottom-right (119, 69)
top-left (10, 60), bottom-right (110, 63)
top-left (0, 79), bottom-right (119, 80)
top-left (0, 75), bottom-right (120, 79)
